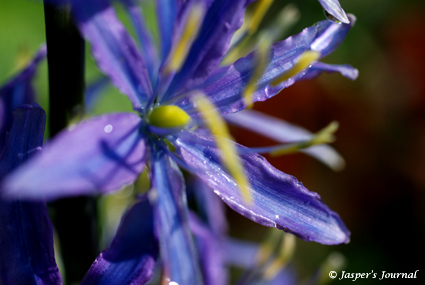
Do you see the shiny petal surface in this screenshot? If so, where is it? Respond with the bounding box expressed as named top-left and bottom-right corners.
top-left (225, 110), bottom-right (345, 171)
top-left (189, 212), bottom-right (227, 285)
top-left (71, 0), bottom-right (153, 110)
top-left (150, 147), bottom-right (203, 284)
top-left (172, 131), bottom-right (350, 245)
top-left (318, 0), bottom-right (350, 24)
top-left (162, 0), bottom-right (250, 101)
top-left (0, 45), bottom-right (46, 150)
top-left (81, 196), bottom-right (158, 285)
top-left (175, 16), bottom-right (355, 117)
top-left (301, 61), bottom-right (358, 81)
top-left (3, 113), bottom-right (146, 200)
top-left (0, 104), bottom-right (61, 285)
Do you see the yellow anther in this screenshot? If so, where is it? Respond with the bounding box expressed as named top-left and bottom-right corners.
top-left (256, 228), bottom-right (283, 266)
top-left (242, 34), bottom-right (271, 107)
top-left (148, 105), bottom-right (191, 128)
top-left (193, 93), bottom-right (252, 204)
top-left (270, 121), bottom-right (339, 156)
top-left (271, 50), bottom-right (320, 86)
top-left (248, 0), bottom-right (274, 34)
top-left (164, 3), bottom-right (205, 74)
top-left (263, 233), bottom-right (296, 280)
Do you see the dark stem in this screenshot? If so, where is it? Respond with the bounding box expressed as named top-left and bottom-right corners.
top-left (43, 3), bottom-right (98, 283)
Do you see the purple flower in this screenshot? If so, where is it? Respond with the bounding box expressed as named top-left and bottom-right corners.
top-left (3, 0), bottom-right (356, 284)
top-left (0, 47), bottom-right (62, 284)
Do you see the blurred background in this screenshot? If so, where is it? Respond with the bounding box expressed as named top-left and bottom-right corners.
top-left (1, 0), bottom-right (424, 284)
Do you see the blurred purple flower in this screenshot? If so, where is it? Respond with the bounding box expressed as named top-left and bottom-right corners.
top-left (0, 47), bottom-right (62, 284)
top-left (3, 0), bottom-right (356, 284)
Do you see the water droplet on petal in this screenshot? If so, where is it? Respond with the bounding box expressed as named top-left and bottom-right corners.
top-left (324, 10), bottom-right (342, 24)
top-left (169, 282), bottom-right (179, 285)
top-left (104, 124), bottom-right (113, 133)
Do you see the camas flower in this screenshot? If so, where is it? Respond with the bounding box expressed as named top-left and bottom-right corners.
top-left (0, 47), bottom-right (62, 284)
top-left (3, 0), bottom-right (357, 283)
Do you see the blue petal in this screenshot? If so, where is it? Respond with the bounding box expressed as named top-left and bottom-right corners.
top-left (156, 0), bottom-right (179, 62)
top-left (85, 76), bottom-right (110, 113)
top-left (3, 113), bottom-right (146, 200)
top-left (172, 131), bottom-right (350, 245)
top-left (225, 110), bottom-right (345, 171)
top-left (0, 201), bottom-right (62, 285)
top-left (70, 0), bottom-right (153, 111)
top-left (301, 61), bottom-right (358, 81)
top-left (0, 104), bottom-right (61, 284)
top-left (150, 146), bottom-right (203, 284)
top-left (0, 45), bottom-right (46, 151)
top-left (161, 0), bottom-right (251, 102)
top-left (317, 0), bottom-right (350, 24)
top-left (118, 0), bottom-right (159, 85)
top-left (189, 212), bottom-right (227, 285)
top-left (81, 196), bottom-right (158, 285)
top-left (174, 15), bottom-right (355, 117)
top-left (188, 177), bottom-right (228, 236)
top-left (0, 103), bottom-right (46, 178)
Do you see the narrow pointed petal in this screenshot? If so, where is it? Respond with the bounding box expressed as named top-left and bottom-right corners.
top-left (172, 131), bottom-right (350, 245)
top-left (81, 196), bottom-right (158, 285)
top-left (302, 62), bottom-right (358, 81)
top-left (0, 104), bottom-right (61, 284)
top-left (3, 113), bottom-right (146, 200)
top-left (174, 15), bottom-right (355, 116)
top-left (70, 0), bottom-right (153, 110)
top-left (189, 177), bottom-right (228, 236)
top-left (119, 0), bottom-right (159, 84)
top-left (318, 0), bottom-right (350, 24)
top-left (156, 0), bottom-right (179, 61)
top-left (0, 45), bottom-right (46, 150)
top-left (85, 76), bottom-right (110, 113)
top-left (150, 147), bottom-right (203, 284)
top-left (225, 110), bottom-right (345, 171)
top-left (162, 0), bottom-right (251, 101)
top-left (189, 212), bottom-right (227, 285)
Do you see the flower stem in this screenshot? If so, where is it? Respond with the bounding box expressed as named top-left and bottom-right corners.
top-left (43, 3), bottom-right (98, 283)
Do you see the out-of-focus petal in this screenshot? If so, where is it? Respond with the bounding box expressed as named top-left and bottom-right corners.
top-left (225, 110), bottom-right (345, 171)
top-left (189, 177), bottom-right (228, 236)
top-left (81, 196), bottom-right (158, 285)
top-left (0, 104), bottom-right (61, 285)
top-left (150, 146), bottom-right (203, 284)
top-left (0, 103), bottom-right (46, 178)
top-left (3, 113), bottom-right (146, 200)
top-left (172, 131), bottom-right (350, 245)
top-left (119, 0), bottom-right (159, 84)
top-left (302, 61), bottom-right (358, 81)
top-left (0, 45), bottom-right (46, 150)
top-left (174, 16), bottom-right (355, 117)
top-left (161, 0), bottom-right (251, 101)
top-left (70, 0), bottom-right (153, 111)
top-left (156, 0), bottom-right (179, 61)
top-left (85, 76), bottom-right (110, 113)
top-left (317, 0), bottom-right (350, 24)
top-left (189, 211), bottom-right (227, 285)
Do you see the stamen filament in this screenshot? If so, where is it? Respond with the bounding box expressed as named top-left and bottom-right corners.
top-left (242, 34), bottom-right (271, 108)
top-left (248, 0), bottom-right (274, 34)
top-left (271, 50), bottom-right (320, 86)
top-left (270, 121), bottom-right (339, 156)
top-left (255, 228), bottom-right (283, 266)
top-left (164, 3), bottom-right (205, 74)
top-left (262, 233), bottom-right (296, 280)
top-left (193, 93), bottom-right (252, 204)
